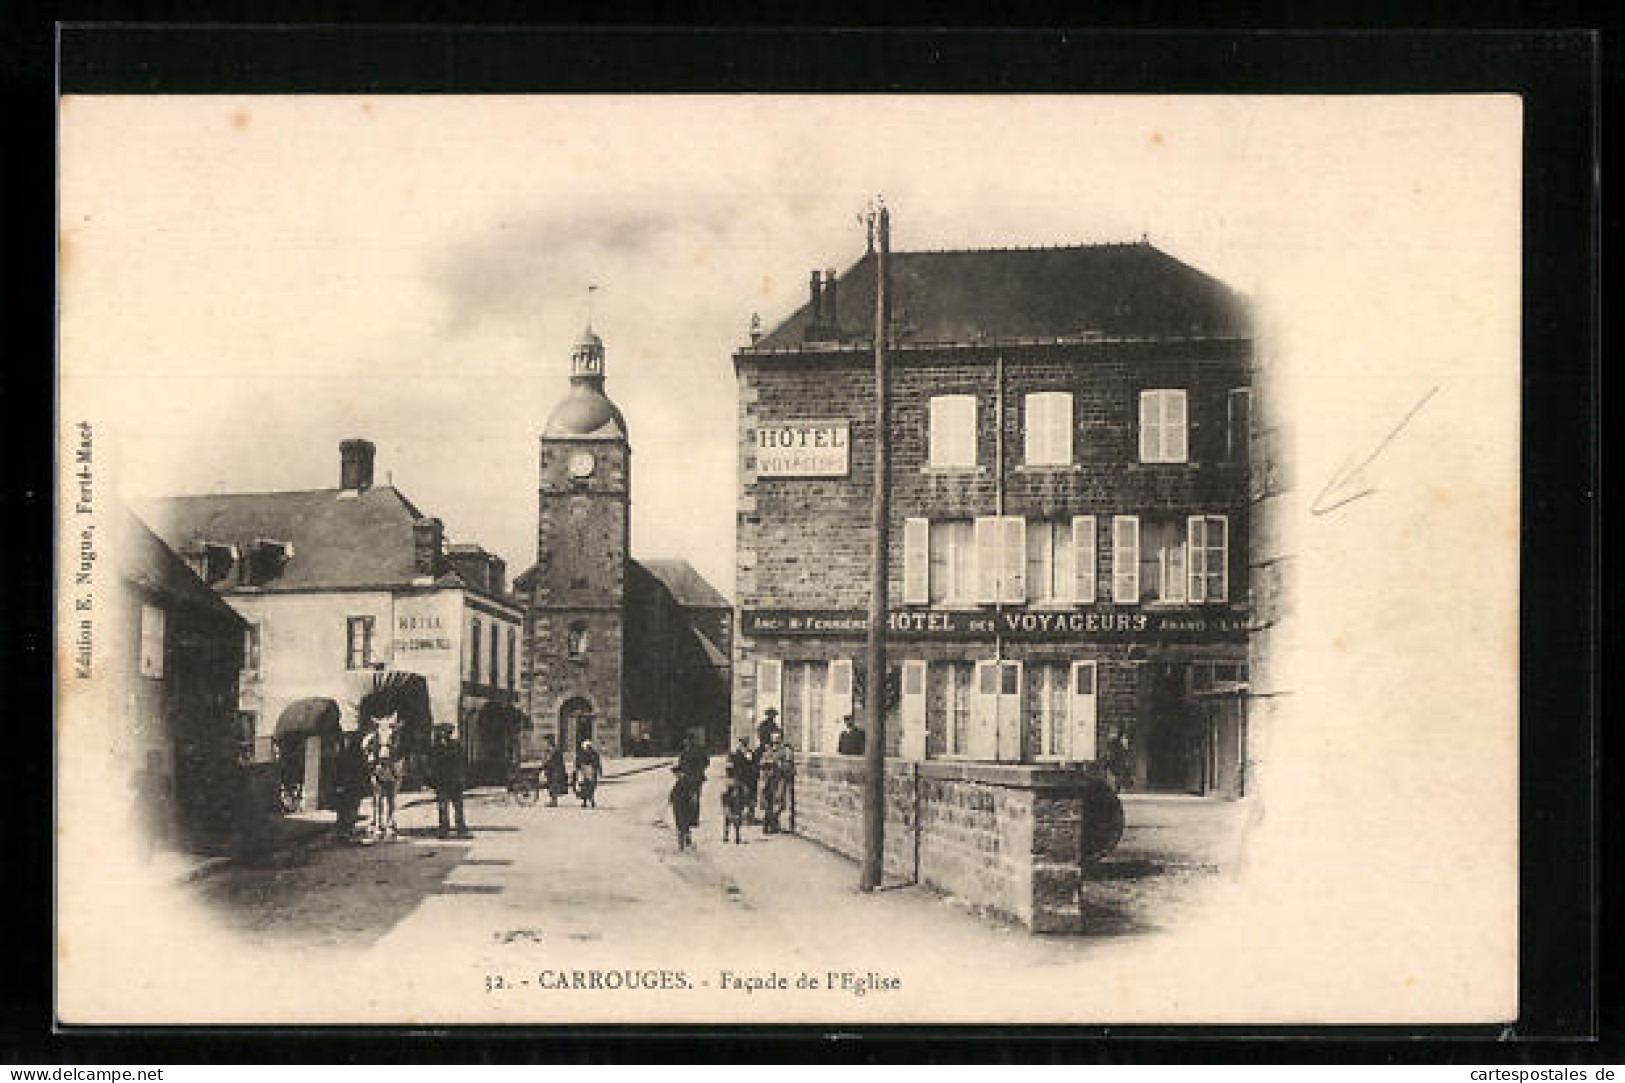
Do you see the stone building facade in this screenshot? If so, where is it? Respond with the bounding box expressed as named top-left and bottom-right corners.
top-left (735, 242), bottom-right (1253, 796)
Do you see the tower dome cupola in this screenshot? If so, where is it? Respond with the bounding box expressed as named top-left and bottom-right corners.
top-left (546, 323), bottom-right (627, 439)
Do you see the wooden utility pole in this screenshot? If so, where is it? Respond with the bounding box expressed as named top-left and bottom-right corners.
top-left (860, 203), bottom-right (891, 892)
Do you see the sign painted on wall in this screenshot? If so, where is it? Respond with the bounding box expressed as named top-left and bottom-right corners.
top-left (394, 612), bottom-right (453, 654)
top-left (741, 608), bottom-right (1249, 641)
top-left (754, 421), bottom-right (850, 478)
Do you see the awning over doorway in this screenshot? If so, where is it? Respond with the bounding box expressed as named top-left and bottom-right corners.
top-left (273, 698), bottom-right (342, 742)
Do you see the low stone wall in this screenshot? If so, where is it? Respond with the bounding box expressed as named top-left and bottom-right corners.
top-left (792, 753), bottom-right (1110, 932)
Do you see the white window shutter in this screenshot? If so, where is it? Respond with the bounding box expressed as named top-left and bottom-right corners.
top-left (1138, 391), bottom-right (1158, 462)
top-left (1187, 516), bottom-right (1207, 602)
top-left (1166, 390), bottom-right (1188, 462)
top-left (903, 517), bottom-right (930, 605)
top-left (958, 396), bottom-right (978, 467)
top-left (1052, 393), bottom-right (1073, 465)
top-left (827, 659), bottom-right (854, 751)
top-left (996, 661), bottom-right (1024, 762)
top-left (975, 516), bottom-right (1001, 604)
top-left (1024, 394), bottom-right (1044, 465)
top-left (901, 660), bottom-right (927, 761)
top-left (971, 660), bottom-right (1000, 760)
top-left (1112, 516), bottom-right (1140, 603)
top-left (1072, 515), bottom-right (1097, 604)
top-left (756, 658), bottom-right (782, 721)
top-left (1069, 661), bottom-right (1098, 762)
top-left (1002, 517), bottom-right (1027, 604)
top-left (1210, 515), bottom-right (1229, 602)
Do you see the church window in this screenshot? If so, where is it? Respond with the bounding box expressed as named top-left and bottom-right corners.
top-left (567, 623), bottom-right (589, 659)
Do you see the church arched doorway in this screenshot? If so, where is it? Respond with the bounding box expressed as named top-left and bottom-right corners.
top-left (559, 697), bottom-right (595, 753)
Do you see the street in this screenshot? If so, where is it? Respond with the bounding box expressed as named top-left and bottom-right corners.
top-left (193, 761), bottom-right (1234, 973)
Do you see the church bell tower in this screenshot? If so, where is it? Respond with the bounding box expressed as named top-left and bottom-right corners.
top-left (525, 324), bottom-right (631, 756)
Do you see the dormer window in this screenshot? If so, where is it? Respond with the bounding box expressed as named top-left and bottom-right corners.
top-left (244, 538), bottom-right (294, 585)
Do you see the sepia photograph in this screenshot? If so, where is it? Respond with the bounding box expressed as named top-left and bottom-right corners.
top-left (54, 92), bottom-right (1523, 1026)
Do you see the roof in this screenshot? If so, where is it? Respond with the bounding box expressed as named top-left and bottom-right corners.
top-left (114, 504), bottom-right (246, 626)
top-left (544, 384), bottom-right (628, 439)
top-left (142, 485), bottom-right (454, 593)
top-left (692, 627), bottom-right (728, 668)
top-left (638, 558), bottom-right (732, 610)
top-left (748, 242), bottom-right (1249, 352)
top-left (513, 557), bottom-right (731, 612)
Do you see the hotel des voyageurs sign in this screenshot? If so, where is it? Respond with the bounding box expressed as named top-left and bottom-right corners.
top-left (741, 608), bottom-right (1249, 642)
top-left (754, 420), bottom-right (849, 478)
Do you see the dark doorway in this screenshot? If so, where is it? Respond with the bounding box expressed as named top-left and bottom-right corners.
top-left (1143, 664), bottom-right (1199, 793)
top-left (559, 697), bottom-right (595, 753)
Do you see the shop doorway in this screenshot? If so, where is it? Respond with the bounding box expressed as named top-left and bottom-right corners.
top-left (1142, 664), bottom-right (1201, 793)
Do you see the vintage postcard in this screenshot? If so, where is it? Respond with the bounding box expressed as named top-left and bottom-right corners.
top-left (55, 94), bottom-right (1521, 1025)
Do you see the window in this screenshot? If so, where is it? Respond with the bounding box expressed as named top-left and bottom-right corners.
top-left (928, 394), bottom-right (977, 469)
top-left (1111, 516), bottom-right (1140, 603)
top-left (566, 622), bottom-right (589, 659)
top-left (1227, 388), bottom-right (1251, 463)
top-left (975, 516), bottom-right (1026, 604)
top-left (468, 618), bottom-right (482, 681)
top-left (1139, 518), bottom-right (1190, 604)
top-left (241, 622), bottom-right (261, 674)
top-left (904, 518), bottom-right (977, 607)
top-left (1187, 515), bottom-right (1230, 602)
top-left (1139, 389), bottom-right (1189, 463)
top-left (946, 663), bottom-right (973, 757)
top-left (1025, 520), bottom-right (1076, 605)
top-left (1033, 664), bottom-right (1069, 760)
top-left (1024, 392), bottom-right (1074, 466)
top-left (1194, 661), bottom-right (1248, 691)
top-left (507, 628), bottom-right (517, 690)
top-left (345, 615), bottom-right (375, 670)
top-left (971, 659), bottom-right (1023, 761)
top-left (825, 659), bottom-right (854, 752)
top-left (236, 711), bottom-right (259, 765)
top-left (139, 604), bottom-right (165, 678)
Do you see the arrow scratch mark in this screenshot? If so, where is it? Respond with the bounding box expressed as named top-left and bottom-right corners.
top-left (1310, 385), bottom-right (1440, 516)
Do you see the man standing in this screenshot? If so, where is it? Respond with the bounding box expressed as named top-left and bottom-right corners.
top-left (727, 736), bottom-right (758, 823)
top-left (758, 731), bottom-right (795, 835)
top-left (836, 714), bottom-right (866, 756)
top-left (429, 724), bottom-right (471, 839)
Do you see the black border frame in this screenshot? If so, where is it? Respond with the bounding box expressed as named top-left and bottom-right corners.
top-left (4, 23), bottom-right (1603, 1062)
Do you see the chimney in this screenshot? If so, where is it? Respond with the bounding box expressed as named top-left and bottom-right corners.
top-left (413, 518), bottom-right (443, 575)
top-left (823, 267), bottom-right (837, 328)
top-left (489, 555), bottom-right (507, 596)
top-left (340, 439), bottom-right (376, 492)
top-left (809, 269), bottom-right (822, 320)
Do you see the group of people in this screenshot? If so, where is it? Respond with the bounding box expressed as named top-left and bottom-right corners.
top-left (537, 734), bottom-right (602, 808)
top-left (329, 718), bottom-right (476, 842)
top-left (666, 709), bottom-right (798, 850)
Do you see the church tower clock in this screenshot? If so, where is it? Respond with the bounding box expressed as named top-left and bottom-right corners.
top-left (525, 325), bottom-right (631, 756)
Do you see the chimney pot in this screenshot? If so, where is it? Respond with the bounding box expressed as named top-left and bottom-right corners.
top-left (340, 439), bottom-right (376, 492)
top-left (823, 267), bottom-right (837, 328)
top-left (413, 518), bottom-right (444, 575)
top-left (809, 269), bottom-right (822, 316)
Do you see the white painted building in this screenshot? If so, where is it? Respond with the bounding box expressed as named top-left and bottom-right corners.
top-left (144, 440), bottom-right (525, 805)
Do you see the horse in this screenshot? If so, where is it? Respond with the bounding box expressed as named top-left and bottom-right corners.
top-left (363, 718), bottom-right (404, 840)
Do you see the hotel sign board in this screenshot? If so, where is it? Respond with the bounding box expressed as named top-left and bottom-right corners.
top-left (754, 421), bottom-right (849, 478)
top-left (741, 608), bottom-right (1248, 642)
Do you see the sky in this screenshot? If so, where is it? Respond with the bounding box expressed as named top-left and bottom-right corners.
top-left (60, 95), bottom-right (1516, 600)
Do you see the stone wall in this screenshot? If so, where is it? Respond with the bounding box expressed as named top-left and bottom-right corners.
top-left (792, 753), bottom-right (1111, 932)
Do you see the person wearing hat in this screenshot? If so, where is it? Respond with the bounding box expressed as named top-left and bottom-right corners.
top-left (755, 708), bottom-right (781, 751)
top-left (429, 723), bottom-right (471, 839)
